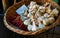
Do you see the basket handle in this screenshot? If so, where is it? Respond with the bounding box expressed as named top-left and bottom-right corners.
top-left (14, 0), bottom-right (16, 4)
top-left (14, 0), bottom-right (52, 4)
top-left (14, 0), bottom-right (27, 4)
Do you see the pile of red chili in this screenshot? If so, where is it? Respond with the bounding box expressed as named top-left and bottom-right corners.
top-left (9, 13), bottom-right (28, 31)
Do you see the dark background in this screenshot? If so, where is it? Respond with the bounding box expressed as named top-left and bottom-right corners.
top-left (0, 0), bottom-right (60, 38)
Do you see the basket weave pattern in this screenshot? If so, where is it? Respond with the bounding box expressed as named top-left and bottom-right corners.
top-left (4, 0), bottom-right (60, 35)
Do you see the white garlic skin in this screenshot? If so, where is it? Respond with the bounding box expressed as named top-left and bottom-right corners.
top-left (38, 6), bottom-right (45, 13)
top-left (46, 7), bottom-right (51, 14)
top-left (48, 17), bottom-right (55, 24)
top-left (43, 18), bottom-right (49, 26)
top-left (38, 16), bottom-right (45, 22)
top-left (50, 8), bottom-right (59, 17)
top-left (44, 2), bottom-right (50, 7)
top-left (29, 5), bottom-right (39, 13)
top-left (44, 13), bottom-right (47, 17)
top-left (27, 25), bottom-right (33, 31)
top-left (32, 21), bottom-right (38, 31)
top-left (24, 19), bottom-right (30, 25)
top-left (27, 13), bottom-right (32, 17)
top-left (43, 17), bottom-right (55, 25)
top-left (28, 1), bottom-right (37, 12)
top-left (30, 1), bottom-right (36, 7)
top-left (32, 25), bottom-right (37, 31)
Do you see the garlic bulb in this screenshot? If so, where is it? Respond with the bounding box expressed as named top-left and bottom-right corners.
top-left (27, 13), bottom-right (32, 17)
top-left (24, 19), bottom-right (30, 25)
top-left (38, 6), bottom-right (45, 13)
top-left (37, 16), bottom-right (45, 22)
top-left (27, 25), bottom-right (33, 31)
top-left (28, 1), bottom-right (37, 12)
top-left (43, 17), bottom-right (55, 25)
top-left (50, 8), bottom-right (59, 17)
top-left (45, 2), bottom-right (51, 14)
top-left (29, 5), bottom-right (39, 13)
top-left (32, 5), bottom-right (39, 10)
top-left (43, 18), bottom-right (49, 25)
top-left (35, 11), bottom-right (41, 17)
top-left (29, 1), bottom-right (36, 7)
top-left (32, 21), bottom-right (38, 31)
top-left (44, 13), bottom-right (51, 18)
top-left (48, 17), bottom-right (55, 24)
top-left (44, 2), bottom-right (51, 7)
top-left (46, 7), bottom-right (51, 14)
top-left (38, 17), bottom-right (42, 22)
top-left (38, 20), bottom-right (45, 29)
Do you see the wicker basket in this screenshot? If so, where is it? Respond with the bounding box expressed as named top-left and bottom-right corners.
top-left (4, 0), bottom-right (60, 35)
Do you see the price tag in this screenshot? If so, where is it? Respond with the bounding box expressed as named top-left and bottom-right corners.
top-left (16, 5), bottom-right (28, 15)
